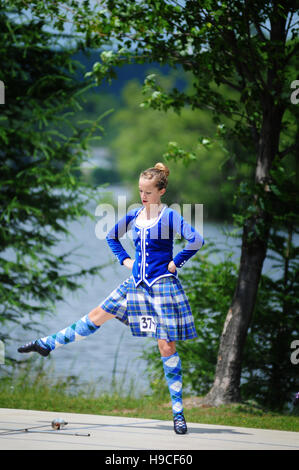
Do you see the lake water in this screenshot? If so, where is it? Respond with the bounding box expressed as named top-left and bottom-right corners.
top-left (7, 185), bottom-right (285, 397)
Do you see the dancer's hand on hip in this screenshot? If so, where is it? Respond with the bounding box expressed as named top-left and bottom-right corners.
top-left (167, 260), bottom-right (177, 273)
top-left (123, 258), bottom-right (135, 269)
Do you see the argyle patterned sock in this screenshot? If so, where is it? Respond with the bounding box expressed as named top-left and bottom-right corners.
top-left (37, 314), bottom-right (100, 351)
top-left (161, 352), bottom-right (183, 415)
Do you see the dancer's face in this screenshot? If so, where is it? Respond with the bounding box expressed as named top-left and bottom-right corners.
top-left (139, 177), bottom-right (166, 209)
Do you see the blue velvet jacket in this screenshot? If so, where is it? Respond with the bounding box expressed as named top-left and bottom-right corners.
top-left (106, 205), bottom-right (205, 287)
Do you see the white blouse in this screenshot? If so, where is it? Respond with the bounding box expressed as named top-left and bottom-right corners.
top-left (135, 205), bottom-right (165, 227)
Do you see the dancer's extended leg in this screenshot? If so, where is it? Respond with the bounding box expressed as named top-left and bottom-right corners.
top-left (18, 306), bottom-right (115, 356)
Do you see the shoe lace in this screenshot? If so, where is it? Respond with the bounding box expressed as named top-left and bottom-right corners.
top-left (173, 412), bottom-right (186, 425)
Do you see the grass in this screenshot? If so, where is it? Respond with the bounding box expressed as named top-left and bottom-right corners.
top-left (0, 360), bottom-right (298, 433)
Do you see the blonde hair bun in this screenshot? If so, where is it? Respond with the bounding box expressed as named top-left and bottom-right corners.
top-left (140, 162), bottom-right (170, 190)
top-left (154, 162), bottom-right (170, 177)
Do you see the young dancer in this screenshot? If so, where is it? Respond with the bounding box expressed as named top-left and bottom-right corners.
top-left (18, 162), bottom-right (205, 435)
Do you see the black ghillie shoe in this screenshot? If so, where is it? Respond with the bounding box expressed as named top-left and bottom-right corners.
top-left (18, 340), bottom-right (50, 357)
top-left (173, 412), bottom-right (188, 435)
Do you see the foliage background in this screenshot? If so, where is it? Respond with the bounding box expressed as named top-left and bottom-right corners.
top-left (0, 1), bottom-right (298, 413)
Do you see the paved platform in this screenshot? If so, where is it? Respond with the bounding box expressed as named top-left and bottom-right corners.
top-left (0, 408), bottom-right (298, 451)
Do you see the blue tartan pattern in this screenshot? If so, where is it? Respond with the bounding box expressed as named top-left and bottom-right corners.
top-left (99, 275), bottom-right (197, 341)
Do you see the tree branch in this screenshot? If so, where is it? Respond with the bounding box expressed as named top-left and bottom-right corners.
top-left (244, 1), bottom-right (267, 90)
top-left (286, 11), bottom-right (294, 36)
top-left (278, 142), bottom-right (299, 159)
top-left (284, 42), bottom-right (299, 65)
top-left (220, 78), bottom-right (244, 92)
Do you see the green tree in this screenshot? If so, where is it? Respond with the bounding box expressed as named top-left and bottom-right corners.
top-left (241, 159), bottom-right (298, 411)
top-left (109, 74), bottom-right (252, 221)
top-left (0, 2), bottom-right (106, 359)
top-left (10, 0), bottom-right (299, 406)
top-left (83, 0), bottom-right (298, 406)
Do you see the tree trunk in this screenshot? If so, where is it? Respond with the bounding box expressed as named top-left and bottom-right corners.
top-left (204, 105), bottom-right (284, 406)
top-left (204, 222), bottom-right (269, 405)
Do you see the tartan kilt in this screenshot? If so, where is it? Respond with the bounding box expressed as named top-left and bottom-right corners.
top-left (99, 275), bottom-right (197, 341)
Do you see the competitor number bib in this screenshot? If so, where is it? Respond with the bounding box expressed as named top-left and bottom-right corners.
top-left (140, 316), bottom-right (156, 333)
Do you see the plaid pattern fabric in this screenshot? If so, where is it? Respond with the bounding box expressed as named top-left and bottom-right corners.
top-left (99, 275), bottom-right (197, 341)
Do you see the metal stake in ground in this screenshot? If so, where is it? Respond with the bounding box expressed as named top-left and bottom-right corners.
top-left (0, 424), bottom-right (51, 436)
top-left (51, 418), bottom-right (68, 430)
top-left (0, 418), bottom-right (90, 437)
top-left (26, 430), bottom-right (91, 437)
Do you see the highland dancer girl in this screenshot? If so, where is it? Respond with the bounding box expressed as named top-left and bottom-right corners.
top-left (18, 162), bottom-right (205, 435)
